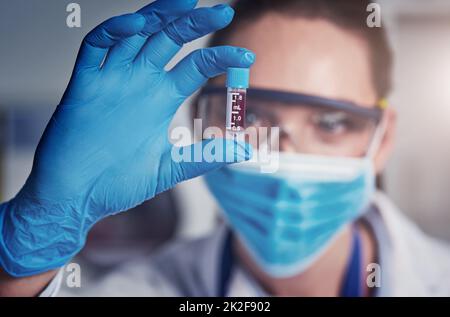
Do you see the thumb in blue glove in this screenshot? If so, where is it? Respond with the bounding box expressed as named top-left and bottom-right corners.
top-left (0, 0), bottom-right (255, 277)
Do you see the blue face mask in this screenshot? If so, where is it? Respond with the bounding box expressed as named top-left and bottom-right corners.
top-left (204, 152), bottom-right (376, 277)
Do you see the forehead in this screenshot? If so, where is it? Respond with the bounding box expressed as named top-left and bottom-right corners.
top-left (222, 14), bottom-right (377, 107)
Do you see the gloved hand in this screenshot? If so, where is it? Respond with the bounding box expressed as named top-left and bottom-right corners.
top-left (0, 0), bottom-right (254, 277)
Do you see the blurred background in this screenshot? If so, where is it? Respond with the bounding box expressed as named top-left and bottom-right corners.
top-left (1, 0), bottom-right (450, 287)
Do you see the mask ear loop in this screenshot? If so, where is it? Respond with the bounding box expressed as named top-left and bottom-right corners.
top-left (366, 112), bottom-right (388, 159)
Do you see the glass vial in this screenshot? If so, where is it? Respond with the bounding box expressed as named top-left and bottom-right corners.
top-left (226, 67), bottom-right (250, 133)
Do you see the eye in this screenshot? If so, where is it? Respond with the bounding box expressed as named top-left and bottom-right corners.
top-left (312, 111), bottom-right (366, 135)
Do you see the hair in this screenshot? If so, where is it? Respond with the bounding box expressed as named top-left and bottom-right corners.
top-left (208, 0), bottom-right (393, 99)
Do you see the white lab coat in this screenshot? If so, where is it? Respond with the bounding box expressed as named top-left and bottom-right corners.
top-left (48, 191), bottom-right (450, 297)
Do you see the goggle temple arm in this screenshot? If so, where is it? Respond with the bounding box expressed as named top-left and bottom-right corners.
top-left (366, 111), bottom-right (388, 159)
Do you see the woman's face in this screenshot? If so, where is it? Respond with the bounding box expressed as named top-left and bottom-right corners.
top-left (208, 13), bottom-right (396, 172)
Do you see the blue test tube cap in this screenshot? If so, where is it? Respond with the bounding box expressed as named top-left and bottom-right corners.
top-left (226, 67), bottom-right (250, 89)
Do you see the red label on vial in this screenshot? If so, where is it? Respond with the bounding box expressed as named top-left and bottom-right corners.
top-left (227, 90), bottom-right (246, 131)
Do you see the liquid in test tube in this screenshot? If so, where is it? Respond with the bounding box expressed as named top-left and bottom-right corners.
top-left (226, 67), bottom-right (250, 133)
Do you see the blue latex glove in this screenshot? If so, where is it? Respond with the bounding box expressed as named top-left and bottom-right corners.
top-left (0, 0), bottom-right (254, 277)
top-left (204, 153), bottom-right (374, 277)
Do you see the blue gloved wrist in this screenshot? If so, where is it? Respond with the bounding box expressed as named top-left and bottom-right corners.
top-left (0, 197), bottom-right (85, 277)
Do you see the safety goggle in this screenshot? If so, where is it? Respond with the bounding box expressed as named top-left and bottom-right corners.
top-left (195, 85), bottom-right (387, 158)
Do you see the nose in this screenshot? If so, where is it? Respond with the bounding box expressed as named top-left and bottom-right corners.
top-left (279, 127), bottom-right (301, 153)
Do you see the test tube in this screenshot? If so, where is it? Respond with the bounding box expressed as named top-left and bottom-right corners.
top-left (226, 67), bottom-right (249, 133)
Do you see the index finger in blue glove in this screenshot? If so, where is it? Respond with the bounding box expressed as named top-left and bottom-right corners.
top-left (168, 46), bottom-right (256, 97)
top-left (135, 4), bottom-right (234, 70)
top-left (75, 13), bottom-right (146, 70)
top-left (136, 0), bottom-right (198, 36)
top-left (103, 0), bottom-right (199, 69)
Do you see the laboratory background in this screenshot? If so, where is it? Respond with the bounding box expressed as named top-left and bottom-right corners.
top-left (1, 0), bottom-right (450, 288)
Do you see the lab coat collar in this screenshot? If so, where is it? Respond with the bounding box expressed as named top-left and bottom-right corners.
top-left (196, 223), bottom-right (229, 296)
top-left (202, 225), bottom-right (295, 296)
top-left (372, 191), bottom-right (449, 296)
top-left (195, 223), bottom-right (268, 296)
